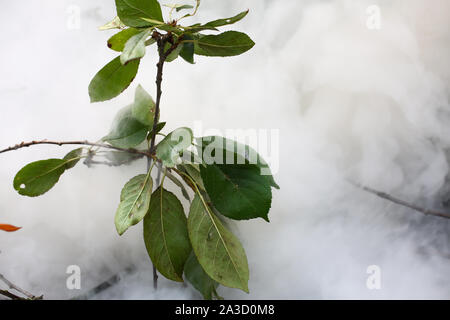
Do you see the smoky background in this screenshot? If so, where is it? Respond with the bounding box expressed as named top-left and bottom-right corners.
top-left (0, 0), bottom-right (450, 299)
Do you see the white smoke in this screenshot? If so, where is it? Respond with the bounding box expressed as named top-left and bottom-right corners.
top-left (0, 0), bottom-right (449, 299)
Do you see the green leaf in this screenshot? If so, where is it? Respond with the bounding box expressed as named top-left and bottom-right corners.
top-left (175, 4), bottom-right (194, 12)
top-left (188, 195), bottom-right (249, 293)
top-left (149, 121), bottom-right (166, 137)
top-left (199, 136), bottom-right (279, 189)
top-left (108, 28), bottom-right (142, 52)
top-left (143, 187), bottom-right (191, 282)
top-left (89, 56), bottom-right (140, 102)
top-left (156, 127), bottom-right (193, 167)
top-left (115, 0), bottom-right (164, 28)
top-left (115, 173), bottom-right (153, 235)
top-left (99, 16), bottom-right (126, 30)
top-left (200, 163), bottom-right (272, 221)
top-left (203, 10), bottom-right (249, 28)
top-left (132, 85), bottom-right (155, 126)
top-left (14, 159), bottom-right (67, 197)
top-left (184, 251), bottom-right (219, 300)
top-left (103, 105), bottom-right (149, 148)
top-left (163, 4), bottom-right (194, 12)
top-left (63, 148), bottom-right (83, 169)
top-left (121, 30), bottom-right (152, 65)
top-left (164, 42), bottom-right (182, 62)
top-left (195, 31), bottom-right (255, 57)
top-left (180, 35), bottom-right (195, 64)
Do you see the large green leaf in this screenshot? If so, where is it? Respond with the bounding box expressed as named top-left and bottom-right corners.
top-left (203, 10), bottom-right (249, 28)
top-left (120, 30), bottom-right (152, 65)
top-left (156, 127), bottom-right (193, 167)
top-left (103, 105), bottom-right (149, 148)
top-left (143, 187), bottom-right (191, 282)
top-left (195, 31), bottom-right (255, 57)
top-left (188, 195), bottom-right (249, 293)
top-left (14, 159), bottom-right (70, 197)
top-left (115, 173), bottom-right (153, 235)
top-left (132, 85), bottom-right (155, 126)
top-left (198, 136), bottom-right (279, 189)
top-left (200, 163), bottom-right (272, 221)
top-left (108, 28), bottom-right (142, 52)
top-left (115, 0), bottom-right (163, 28)
top-left (89, 56), bottom-right (139, 102)
top-left (184, 251), bottom-right (220, 300)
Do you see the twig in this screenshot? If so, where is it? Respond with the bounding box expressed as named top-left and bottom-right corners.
top-left (0, 140), bottom-right (151, 158)
top-left (0, 289), bottom-right (26, 300)
top-left (0, 273), bottom-right (42, 300)
top-left (71, 266), bottom-right (135, 300)
top-left (352, 182), bottom-right (450, 220)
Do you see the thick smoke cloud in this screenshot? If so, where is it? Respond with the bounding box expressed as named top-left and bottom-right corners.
top-left (0, 0), bottom-right (449, 299)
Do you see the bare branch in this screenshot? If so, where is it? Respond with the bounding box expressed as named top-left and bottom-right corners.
top-left (352, 182), bottom-right (450, 220)
top-left (0, 140), bottom-right (151, 158)
top-left (0, 274), bottom-right (42, 300)
top-left (0, 289), bottom-right (26, 300)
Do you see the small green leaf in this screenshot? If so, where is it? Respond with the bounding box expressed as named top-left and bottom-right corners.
top-left (89, 56), bottom-right (140, 102)
top-left (14, 159), bottom-right (68, 197)
top-left (132, 85), bottom-right (155, 126)
top-left (103, 105), bottom-right (149, 148)
top-left (203, 10), bottom-right (249, 28)
top-left (149, 122), bottom-right (166, 137)
top-left (115, 173), bottom-right (153, 235)
top-left (121, 30), bottom-right (152, 65)
top-left (156, 127), bottom-right (193, 167)
top-left (180, 35), bottom-right (195, 64)
top-left (164, 42), bottom-right (182, 62)
top-left (163, 4), bottom-right (194, 12)
top-left (115, 0), bottom-right (163, 28)
top-left (184, 251), bottom-right (219, 300)
top-left (63, 148), bottom-right (83, 169)
top-left (175, 4), bottom-right (194, 12)
top-left (144, 187), bottom-right (191, 282)
top-left (188, 195), bottom-right (249, 293)
top-left (108, 28), bottom-right (142, 52)
top-left (99, 16), bottom-right (126, 30)
top-left (195, 31), bottom-right (255, 57)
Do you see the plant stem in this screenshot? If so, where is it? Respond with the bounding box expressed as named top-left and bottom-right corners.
top-left (147, 32), bottom-right (183, 290)
top-left (0, 140), bottom-right (150, 158)
top-left (0, 273), bottom-right (42, 300)
top-left (351, 182), bottom-right (450, 219)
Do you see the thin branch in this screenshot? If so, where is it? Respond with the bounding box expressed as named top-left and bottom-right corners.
top-left (0, 274), bottom-right (42, 300)
top-left (0, 289), bottom-right (26, 300)
top-left (0, 140), bottom-right (151, 158)
top-left (352, 182), bottom-right (450, 220)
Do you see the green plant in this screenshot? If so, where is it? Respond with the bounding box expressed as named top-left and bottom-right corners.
top-left (0, 0), bottom-right (278, 299)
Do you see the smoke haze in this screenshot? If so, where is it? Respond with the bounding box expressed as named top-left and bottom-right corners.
top-left (1, 0), bottom-right (449, 299)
